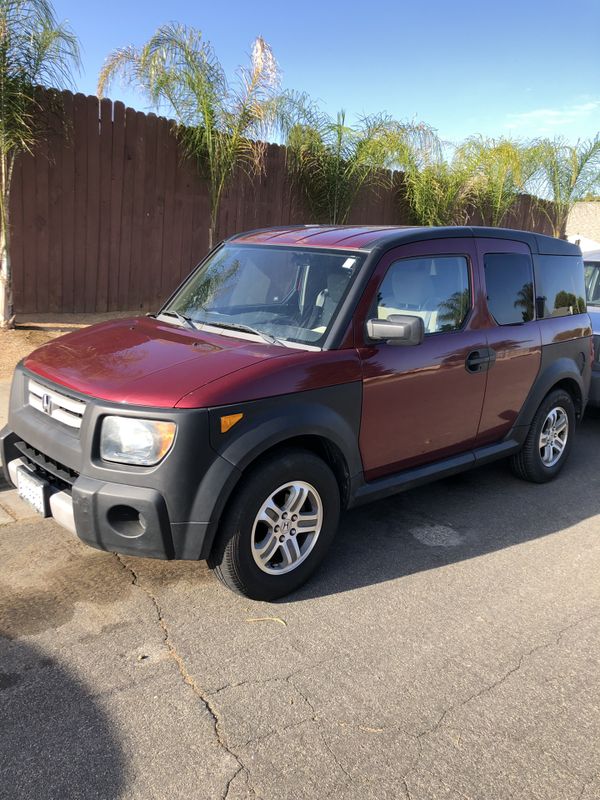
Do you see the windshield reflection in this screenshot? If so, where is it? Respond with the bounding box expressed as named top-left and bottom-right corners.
top-left (164, 245), bottom-right (363, 347)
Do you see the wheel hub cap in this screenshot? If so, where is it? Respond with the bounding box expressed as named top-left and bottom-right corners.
top-left (251, 481), bottom-right (323, 575)
top-left (539, 406), bottom-right (569, 468)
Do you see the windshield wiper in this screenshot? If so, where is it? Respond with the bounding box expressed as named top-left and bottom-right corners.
top-left (157, 310), bottom-right (197, 330)
top-left (200, 320), bottom-right (286, 346)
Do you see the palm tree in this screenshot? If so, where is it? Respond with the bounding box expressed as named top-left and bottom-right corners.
top-left (284, 109), bottom-right (434, 225)
top-left (0, 0), bottom-right (79, 327)
top-left (513, 281), bottom-right (534, 322)
top-left (437, 288), bottom-right (470, 330)
top-left (403, 139), bottom-right (473, 226)
top-left (532, 136), bottom-right (600, 237)
top-left (454, 136), bottom-right (538, 227)
top-left (98, 24), bottom-right (281, 249)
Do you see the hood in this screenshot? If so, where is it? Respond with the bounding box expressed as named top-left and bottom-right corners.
top-left (23, 317), bottom-right (291, 407)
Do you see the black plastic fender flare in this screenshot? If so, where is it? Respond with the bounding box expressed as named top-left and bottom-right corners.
top-left (189, 383), bottom-right (364, 548)
top-left (514, 353), bottom-right (589, 431)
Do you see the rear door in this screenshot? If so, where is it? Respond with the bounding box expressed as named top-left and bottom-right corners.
top-left (475, 238), bottom-right (542, 446)
top-left (356, 238), bottom-right (489, 480)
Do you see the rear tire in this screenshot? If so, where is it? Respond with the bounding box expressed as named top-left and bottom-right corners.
top-left (510, 389), bottom-right (575, 483)
top-left (208, 449), bottom-right (340, 600)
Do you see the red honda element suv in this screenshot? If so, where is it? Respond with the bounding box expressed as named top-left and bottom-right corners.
top-left (1, 226), bottom-right (592, 599)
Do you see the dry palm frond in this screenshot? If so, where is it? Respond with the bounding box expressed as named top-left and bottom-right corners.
top-left (99, 24), bottom-right (280, 246)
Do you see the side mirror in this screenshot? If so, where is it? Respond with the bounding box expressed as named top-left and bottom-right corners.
top-left (366, 314), bottom-right (425, 346)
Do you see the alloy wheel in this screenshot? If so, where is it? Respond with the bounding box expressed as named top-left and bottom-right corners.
top-left (251, 481), bottom-right (323, 575)
top-left (539, 406), bottom-right (569, 467)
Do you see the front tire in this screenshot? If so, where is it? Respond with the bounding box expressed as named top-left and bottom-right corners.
top-left (208, 449), bottom-right (340, 600)
top-left (510, 389), bottom-right (575, 483)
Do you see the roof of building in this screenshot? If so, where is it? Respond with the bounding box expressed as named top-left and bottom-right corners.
top-left (584, 249), bottom-right (600, 261)
top-left (229, 225), bottom-right (581, 256)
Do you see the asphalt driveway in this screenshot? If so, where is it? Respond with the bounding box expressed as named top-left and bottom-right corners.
top-left (1, 379), bottom-right (599, 800)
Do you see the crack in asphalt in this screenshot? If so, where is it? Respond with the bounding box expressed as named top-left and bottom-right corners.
top-left (208, 658), bottom-right (335, 698)
top-left (402, 776), bottom-right (414, 800)
top-left (286, 676), bottom-right (359, 786)
top-left (400, 613), bottom-right (600, 795)
top-left (223, 765), bottom-right (245, 800)
top-left (208, 665), bottom-right (362, 794)
top-left (112, 554), bottom-right (599, 800)
top-left (319, 732), bottom-right (354, 782)
top-left (287, 674), bottom-right (318, 719)
top-left (414, 612), bottom-right (600, 742)
top-left (112, 554), bottom-right (257, 800)
top-left (285, 677), bottom-right (360, 784)
top-left (577, 771), bottom-right (599, 800)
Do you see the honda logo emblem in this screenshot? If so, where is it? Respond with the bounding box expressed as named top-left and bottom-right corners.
top-left (41, 393), bottom-right (53, 415)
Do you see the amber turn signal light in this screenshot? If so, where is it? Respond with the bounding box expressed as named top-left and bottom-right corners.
top-left (220, 413), bottom-right (243, 433)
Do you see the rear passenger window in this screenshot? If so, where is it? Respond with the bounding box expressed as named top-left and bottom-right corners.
top-left (535, 255), bottom-right (587, 318)
top-left (376, 256), bottom-right (470, 334)
top-left (484, 253), bottom-right (534, 325)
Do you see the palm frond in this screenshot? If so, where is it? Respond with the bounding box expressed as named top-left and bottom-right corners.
top-left (0, 0), bottom-right (80, 323)
top-left (452, 136), bottom-right (534, 227)
top-left (532, 136), bottom-right (600, 236)
top-left (0, 0), bottom-right (80, 159)
top-left (99, 24), bottom-right (282, 243)
top-left (283, 107), bottom-right (436, 224)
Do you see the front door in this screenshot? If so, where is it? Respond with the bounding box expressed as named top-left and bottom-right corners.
top-left (357, 239), bottom-right (489, 480)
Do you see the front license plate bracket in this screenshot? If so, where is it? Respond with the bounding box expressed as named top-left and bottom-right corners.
top-left (16, 465), bottom-right (51, 517)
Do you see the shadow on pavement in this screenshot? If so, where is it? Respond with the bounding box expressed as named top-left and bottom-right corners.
top-left (0, 637), bottom-right (126, 800)
top-left (286, 414), bottom-right (600, 602)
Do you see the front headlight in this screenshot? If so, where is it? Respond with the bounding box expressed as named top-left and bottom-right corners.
top-left (100, 417), bottom-right (176, 466)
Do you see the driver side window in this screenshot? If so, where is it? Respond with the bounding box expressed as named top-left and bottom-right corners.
top-left (376, 256), bottom-right (471, 334)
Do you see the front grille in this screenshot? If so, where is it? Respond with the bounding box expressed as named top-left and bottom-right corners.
top-left (15, 440), bottom-right (79, 488)
top-left (28, 378), bottom-right (87, 430)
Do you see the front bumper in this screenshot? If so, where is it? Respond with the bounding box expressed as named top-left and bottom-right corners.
top-left (4, 453), bottom-right (177, 558)
top-left (0, 365), bottom-right (241, 559)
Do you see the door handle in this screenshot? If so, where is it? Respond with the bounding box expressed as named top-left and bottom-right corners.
top-left (465, 348), bottom-right (496, 373)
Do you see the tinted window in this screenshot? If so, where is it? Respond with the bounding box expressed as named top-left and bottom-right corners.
top-left (376, 256), bottom-right (470, 334)
top-left (484, 253), bottom-right (534, 325)
top-left (535, 255), bottom-right (586, 318)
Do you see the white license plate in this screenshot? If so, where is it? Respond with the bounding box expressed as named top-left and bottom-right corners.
top-left (16, 466), bottom-right (49, 516)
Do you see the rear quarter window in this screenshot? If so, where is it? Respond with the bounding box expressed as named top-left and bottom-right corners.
top-left (534, 255), bottom-right (587, 318)
top-left (484, 253), bottom-right (534, 325)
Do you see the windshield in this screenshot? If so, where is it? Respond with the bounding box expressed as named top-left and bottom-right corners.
top-left (585, 261), bottom-right (600, 305)
top-left (163, 244), bottom-right (364, 347)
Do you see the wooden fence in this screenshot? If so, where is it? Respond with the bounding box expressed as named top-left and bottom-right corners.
top-left (8, 90), bottom-right (554, 314)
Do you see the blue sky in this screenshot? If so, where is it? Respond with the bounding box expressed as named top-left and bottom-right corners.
top-left (54, 0), bottom-right (600, 144)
